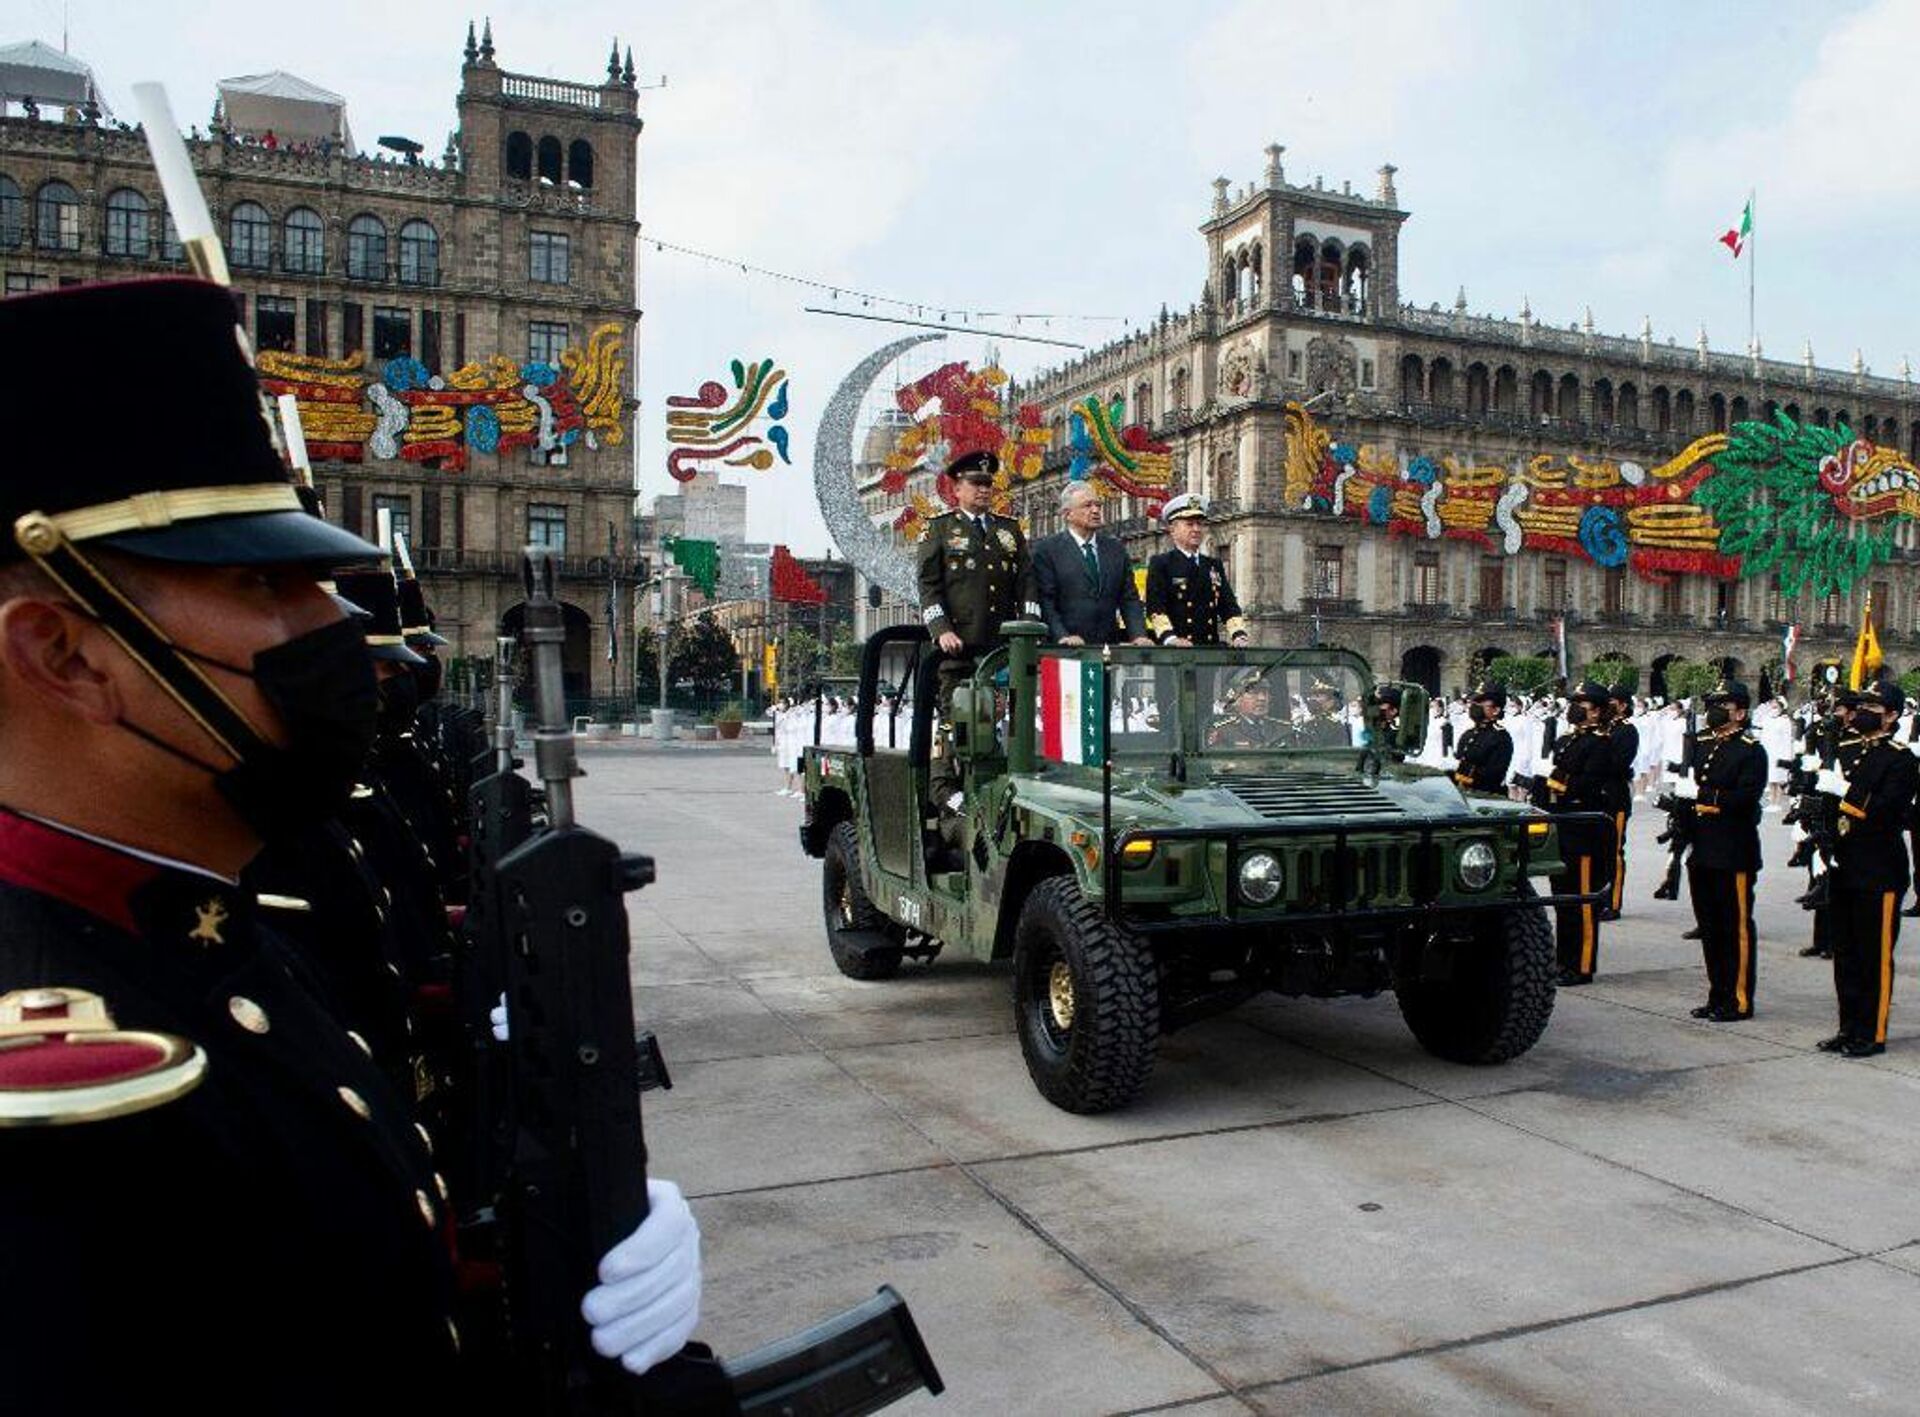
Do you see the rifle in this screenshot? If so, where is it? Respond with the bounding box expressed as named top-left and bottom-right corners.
top-left (493, 549), bottom-right (944, 1414)
top-left (1784, 707), bottom-right (1842, 910)
top-left (1650, 702), bottom-right (1698, 901)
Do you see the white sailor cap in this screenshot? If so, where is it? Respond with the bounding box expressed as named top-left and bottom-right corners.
top-left (1160, 493), bottom-right (1210, 526)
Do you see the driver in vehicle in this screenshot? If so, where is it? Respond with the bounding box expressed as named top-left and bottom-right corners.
top-left (1208, 670), bottom-right (1289, 749)
top-left (1293, 675), bottom-right (1352, 747)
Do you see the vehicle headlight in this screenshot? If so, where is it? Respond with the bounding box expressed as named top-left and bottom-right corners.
top-left (1458, 839), bottom-right (1498, 891)
top-left (1238, 850), bottom-right (1284, 905)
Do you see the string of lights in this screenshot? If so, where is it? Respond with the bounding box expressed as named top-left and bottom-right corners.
top-left (640, 234), bottom-right (1126, 329)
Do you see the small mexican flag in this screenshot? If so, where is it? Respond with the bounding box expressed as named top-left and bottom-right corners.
top-left (1039, 655), bottom-right (1105, 764)
top-left (1719, 198), bottom-right (1753, 258)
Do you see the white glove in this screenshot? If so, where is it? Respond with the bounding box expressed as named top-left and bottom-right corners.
top-left (1671, 777), bottom-right (1698, 801)
top-left (1815, 768), bottom-right (1848, 796)
top-left (583, 1178), bottom-right (702, 1375)
top-left (490, 992), bottom-right (509, 1043)
top-left (1799, 752), bottom-right (1821, 772)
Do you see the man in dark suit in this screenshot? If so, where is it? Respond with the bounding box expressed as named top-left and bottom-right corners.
top-left (1031, 481), bottom-right (1152, 647)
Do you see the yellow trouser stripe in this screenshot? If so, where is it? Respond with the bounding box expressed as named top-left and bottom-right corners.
top-left (1612, 812), bottom-right (1627, 911)
top-left (1580, 857), bottom-right (1595, 973)
top-left (1734, 872), bottom-right (1751, 1015)
top-left (1878, 892), bottom-right (1896, 1044)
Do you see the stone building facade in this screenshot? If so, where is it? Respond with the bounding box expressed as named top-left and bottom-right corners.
top-left (0, 23), bottom-right (642, 698)
top-left (992, 146), bottom-right (1920, 697)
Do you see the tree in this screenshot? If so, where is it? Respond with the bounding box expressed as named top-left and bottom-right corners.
top-left (668, 613), bottom-right (739, 697)
top-left (1581, 655), bottom-right (1639, 693)
top-left (1661, 658), bottom-right (1721, 702)
top-left (631, 626), bottom-right (660, 699)
top-left (1486, 655), bottom-right (1556, 693)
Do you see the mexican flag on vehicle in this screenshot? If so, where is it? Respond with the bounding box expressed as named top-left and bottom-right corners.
top-left (1039, 655), bottom-right (1106, 764)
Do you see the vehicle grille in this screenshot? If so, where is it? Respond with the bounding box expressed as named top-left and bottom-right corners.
top-left (1285, 838), bottom-right (1444, 910)
top-left (1219, 773), bottom-right (1402, 821)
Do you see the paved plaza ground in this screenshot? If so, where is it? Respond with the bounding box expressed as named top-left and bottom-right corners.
top-left (579, 746), bottom-right (1920, 1415)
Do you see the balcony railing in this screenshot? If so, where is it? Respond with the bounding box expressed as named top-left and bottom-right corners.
top-left (1300, 596), bottom-right (1362, 617)
top-left (1402, 600), bottom-right (1452, 619)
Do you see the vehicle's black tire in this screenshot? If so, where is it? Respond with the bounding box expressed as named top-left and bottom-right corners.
top-left (822, 821), bottom-right (903, 980)
top-left (1395, 888), bottom-right (1556, 1064)
top-left (1011, 875), bottom-right (1158, 1113)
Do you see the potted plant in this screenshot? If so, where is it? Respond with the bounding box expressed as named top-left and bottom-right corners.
top-left (714, 701), bottom-right (745, 741)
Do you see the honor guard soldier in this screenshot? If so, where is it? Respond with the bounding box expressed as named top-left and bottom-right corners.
top-left (1145, 494), bottom-right (1250, 646)
top-left (1208, 670), bottom-right (1287, 749)
top-left (1679, 681), bottom-right (1768, 1020)
top-left (1535, 679), bottom-right (1615, 985)
top-left (0, 279), bottom-right (703, 1408)
top-left (917, 450), bottom-right (1038, 815)
top-left (1452, 682), bottom-right (1515, 794)
top-left (1600, 686), bottom-right (1638, 921)
top-left (1817, 679), bottom-right (1920, 1057)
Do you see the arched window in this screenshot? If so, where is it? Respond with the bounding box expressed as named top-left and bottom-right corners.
top-left (1731, 396), bottom-right (1750, 424)
top-left (1617, 382), bottom-right (1638, 428)
top-left (1429, 357), bottom-right (1455, 406)
top-left (1291, 235), bottom-right (1314, 304)
top-left (1557, 373), bottom-right (1580, 421)
top-left (1133, 380), bottom-right (1153, 426)
top-left (398, 219), bottom-right (439, 285)
top-left (1344, 245), bottom-right (1371, 315)
top-left (1835, 408), bottom-right (1851, 432)
top-left (1784, 403), bottom-right (1801, 422)
top-left (0, 175), bottom-right (21, 249)
top-left (1529, 370), bottom-right (1553, 417)
top-left (1493, 365), bottom-right (1518, 413)
top-left (104, 187), bottom-right (151, 258)
top-left (567, 138), bottom-right (595, 189)
top-left (284, 207), bottom-right (324, 274)
top-left (1653, 387), bottom-right (1672, 432)
top-left (505, 131), bottom-right (533, 180)
top-left (537, 135), bottom-right (563, 184)
top-left (1673, 389), bottom-right (1694, 433)
top-left (1318, 240), bottom-right (1343, 310)
top-left (1248, 243), bottom-right (1262, 303)
top-left (346, 213), bottom-right (387, 280)
top-left (1592, 378), bottom-right (1614, 426)
top-left (1400, 354), bottom-right (1425, 404)
top-left (228, 200), bottom-right (271, 269)
top-left (1709, 393), bottom-right (1728, 433)
top-left (1466, 362), bottom-right (1490, 413)
top-left (1812, 406), bottom-right (1829, 427)
top-left (1171, 366), bottom-right (1190, 411)
top-left (35, 180), bottom-right (80, 251)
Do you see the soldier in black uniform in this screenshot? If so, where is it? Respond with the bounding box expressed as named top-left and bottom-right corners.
top-left (1799, 692), bottom-right (1862, 960)
top-left (1144, 493), bottom-right (1250, 646)
top-left (1451, 682), bottom-right (1514, 795)
top-left (917, 450), bottom-right (1039, 816)
top-left (1821, 679), bottom-right (1920, 1057)
top-left (1535, 679), bottom-right (1616, 985)
top-left (1683, 681), bottom-right (1768, 1020)
top-left (1207, 671), bottom-right (1288, 749)
top-left (0, 280), bottom-right (705, 1408)
top-left (1600, 686), bottom-right (1638, 921)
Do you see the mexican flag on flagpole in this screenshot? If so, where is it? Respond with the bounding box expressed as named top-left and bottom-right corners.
top-left (1039, 655), bottom-right (1105, 764)
top-left (1719, 198), bottom-right (1753, 258)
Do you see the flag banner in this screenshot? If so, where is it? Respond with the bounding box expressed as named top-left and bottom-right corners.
top-left (763, 640), bottom-right (779, 693)
top-left (1553, 617), bottom-right (1569, 678)
top-left (1849, 598), bottom-right (1883, 690)
top-left (770, 544), bottom-right (829, 605)
top-left (664, 535), bottom-right (721, 595)
top-left (1038, 655), bottom-right (1105, 765)
top-left (1719, 197), bottom-right (1753, 258)
top-left (1782, 623), bottom-right (1798, 683)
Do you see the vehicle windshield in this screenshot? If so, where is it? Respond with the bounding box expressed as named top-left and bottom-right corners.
top-left (1195, 660), bottom-right (1368, 753)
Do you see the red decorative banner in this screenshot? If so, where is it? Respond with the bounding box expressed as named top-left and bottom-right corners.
top-left (771, 544), bottom-right (828, 605)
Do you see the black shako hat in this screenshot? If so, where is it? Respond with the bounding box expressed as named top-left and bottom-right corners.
top-left (334, 567), bottom-right (426, 665)
top-left (395, 572), bottom-right (450, 648)
top-left (1470, 681), bottom-right (1508, 708)
top-left (1568, 679), bottom-right (1609, 705)
top-left (0, 278), bottom-right (382, 568)
top-left (1859, 678), bottom-right (1906, 714)
top-left (1705, 679), bottom-right (1752, 709)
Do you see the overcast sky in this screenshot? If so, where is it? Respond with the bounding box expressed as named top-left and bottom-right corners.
top-left (25, 0), bottom-right (1914, 554)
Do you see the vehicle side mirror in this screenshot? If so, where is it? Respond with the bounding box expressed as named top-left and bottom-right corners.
top-left (1371, 681), bottom-right (1428, 757)
top-left (949, 685), bottom-right (994, 755)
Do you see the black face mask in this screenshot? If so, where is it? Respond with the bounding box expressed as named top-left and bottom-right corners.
top-left (378, 670), bottom-right (420, 736)
top-left (1854, 709), bottom-right (1885, 735)
top-left (1705, 705), bottom-right (1732, 730)
top-left (410, 651), bottom-right (443, 703)
top-left (1567, 703), bottom-right (1589, 726)
top-left (121, 617), bottom-right (379, 844)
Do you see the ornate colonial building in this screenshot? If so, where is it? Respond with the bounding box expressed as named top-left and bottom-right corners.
top-left (0, 24), bottom-right (642, 697)
top-left (994, 146), bottom-right (1920, 696)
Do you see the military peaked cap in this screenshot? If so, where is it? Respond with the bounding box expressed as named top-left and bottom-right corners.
top-left (946, 450), bottom-right (999, 481)
top-left (1159, 493), bottom-right (1209, 525)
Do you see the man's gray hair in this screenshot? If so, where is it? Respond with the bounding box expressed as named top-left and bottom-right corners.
top-left (1059, 481), bottom-right (1098, 513)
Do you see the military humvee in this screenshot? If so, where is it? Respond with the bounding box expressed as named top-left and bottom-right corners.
top-left (799, 623), bottom-right (1600, 1113)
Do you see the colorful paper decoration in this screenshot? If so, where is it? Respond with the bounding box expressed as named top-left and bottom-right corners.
top-left (882, 361), bottom-right (1047, 540)
top-left (665, 357), bottom-right (791, 482)
top-left (664, 535), bottom-right (721, 595)
top-left (770, 544), bottom-right (828, 606)
top-left (1066, 394), bottom-right (1172, 510)
top-left (1288, 403), bottom-right (1920, 596)
top-left (257, 323), bottom-right (626, 473)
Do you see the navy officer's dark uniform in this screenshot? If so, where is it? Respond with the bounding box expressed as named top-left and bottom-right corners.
top-left (1144, 494), bottom-right (1249, 646)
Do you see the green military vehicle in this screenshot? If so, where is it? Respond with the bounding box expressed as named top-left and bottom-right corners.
top-left (799, 623), bottom-right (1599, 1113)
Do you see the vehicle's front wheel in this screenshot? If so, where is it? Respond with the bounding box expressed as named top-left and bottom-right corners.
top-left (1012, 876), bottom-right (1158, 1113)
top-left (1395, 889), bottom-right (1555, 1063)
top-left (822, 821), bottom-right (903, 980)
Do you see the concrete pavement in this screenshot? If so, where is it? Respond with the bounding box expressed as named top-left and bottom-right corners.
top-left (577, 749), bottom-right (1920, 1415)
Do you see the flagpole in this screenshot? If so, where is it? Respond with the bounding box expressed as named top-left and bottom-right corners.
top-left (1747, 187), bottom-right (1757, 359)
